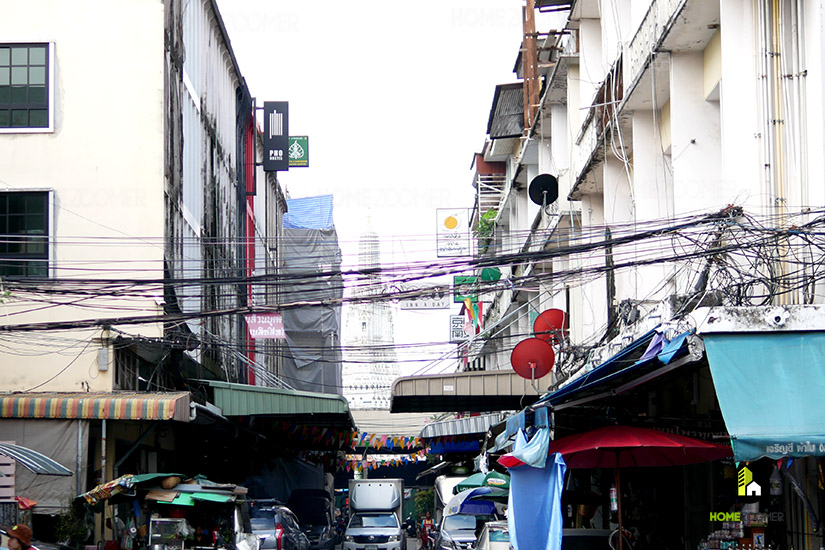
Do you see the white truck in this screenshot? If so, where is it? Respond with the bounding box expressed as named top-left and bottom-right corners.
top-left (344, 478), bottom-right (405, 550)
top-left (434, 475), bottom-right (464, 525)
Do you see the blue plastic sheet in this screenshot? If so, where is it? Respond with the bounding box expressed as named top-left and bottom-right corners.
top-left (510, 428), bottom-right (550, 468)
top-left (507, 453), bottom-right (566, 550)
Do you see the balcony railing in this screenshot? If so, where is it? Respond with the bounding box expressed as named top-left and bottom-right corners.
top-left (625, 0), bottom-right (687, 91)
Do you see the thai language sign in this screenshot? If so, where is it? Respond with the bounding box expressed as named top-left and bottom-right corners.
top-left (245, 313), bottom-right (285, 339)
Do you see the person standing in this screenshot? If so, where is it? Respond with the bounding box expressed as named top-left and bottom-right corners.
top-left (4, 524), bottom-right (33, 550)
top-left (420, 512), bottom-right (434, 549)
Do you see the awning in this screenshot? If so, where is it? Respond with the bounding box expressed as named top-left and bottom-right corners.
top-left (538, 330), bottom-right (697, 410)
top-left (420, 413), bottom-right (507, 439)
top-left (704, 331), bottom-right (825, 461)
top-left (0, 392), bottom-right (191, 421)
top-left (205, 380), bottom-right (353, 427)
top-left (391, 370), bottom-right (542, 413)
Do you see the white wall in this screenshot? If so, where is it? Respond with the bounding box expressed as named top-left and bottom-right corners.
top-left (0, 0), bottom-right (166, 392)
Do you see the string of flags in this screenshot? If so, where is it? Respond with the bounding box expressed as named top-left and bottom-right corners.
top-left (351, 432), bottom-right (423, 450)
top-left (342, 451), bottom-right (427, 472)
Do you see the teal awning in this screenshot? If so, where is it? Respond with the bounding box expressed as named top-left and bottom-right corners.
top-left (705, 332), bottom-right (825, 461)
top-left (204, 381), bottom-right (353, 428)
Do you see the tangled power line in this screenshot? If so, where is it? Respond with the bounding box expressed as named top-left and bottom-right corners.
top-left (1, 205), bottom-right (824, 373)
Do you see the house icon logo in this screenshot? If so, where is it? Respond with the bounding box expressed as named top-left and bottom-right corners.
top-left (738, 466), bottom-right (761, 496)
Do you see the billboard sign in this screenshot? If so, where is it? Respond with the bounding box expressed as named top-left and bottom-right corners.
top-left (436, 208), bottom-right (471, 257)
top-left (263, 101), bottom-right (289, 172)
top-left (288, 136), bottom-right (309, 167)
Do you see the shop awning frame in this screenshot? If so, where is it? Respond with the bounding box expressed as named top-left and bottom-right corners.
top-left (537, 330), bottom-right (699, 411)
top-left (391, 370), bottom-right (543, 413)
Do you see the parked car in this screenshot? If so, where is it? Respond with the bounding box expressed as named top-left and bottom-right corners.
top-left (561, 528), bottom-right (612, 550)
top-left (475, 521), bottom-right (510, 550)
top-left (433, 514), bottom-right (478, 550)
top-left (287, 489), bottom-right (335, 550)
top-left (249, 499), bottom-right (310, 550)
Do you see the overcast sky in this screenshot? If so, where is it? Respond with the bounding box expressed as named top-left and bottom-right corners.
top-left (216, 1), bottom-right (537, 372)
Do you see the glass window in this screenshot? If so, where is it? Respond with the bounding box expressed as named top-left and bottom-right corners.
top-left (0, 191), bottom-right (49, 277)
top-left (0, 43), bottom-right (50, 130)
top-left (442, 515), bottom-right (476, 531)
top-left (348, 513), bottom-right (398, 529)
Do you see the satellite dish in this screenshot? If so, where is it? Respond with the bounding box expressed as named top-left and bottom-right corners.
top-left (510, 338), bottom-right (555, 382)
top-left (533, 309), bottom-right (568, 344)
top-left (528, 174), bottom-right (559, 207)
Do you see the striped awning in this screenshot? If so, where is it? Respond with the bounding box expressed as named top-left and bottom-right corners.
top-left (0, 392), bottom-right (191, 422)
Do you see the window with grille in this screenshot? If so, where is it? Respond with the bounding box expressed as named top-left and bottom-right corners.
top-left (0, 191), bottom-right (50, 277)
top-left (0, 43), bottom-right (53, 132)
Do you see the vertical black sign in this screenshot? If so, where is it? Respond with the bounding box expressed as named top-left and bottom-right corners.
top-left (263, 101), bottom-right (289, 172)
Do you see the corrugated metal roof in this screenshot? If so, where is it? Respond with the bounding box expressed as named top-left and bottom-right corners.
top-left (207, 380), bottom-right (352, 419)
top-left (419, 413), bottom-right (507, 439)
top-left (0, 392), bottom-right (191, 422)
top-left (486, 83), bottom-right (525, 139)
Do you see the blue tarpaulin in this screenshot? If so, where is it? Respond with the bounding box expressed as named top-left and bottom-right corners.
top-left (704, 331), bottom-right (825, 461)
top-left (507, 453), bottom-right (566, 550)
top-left (284, 195), bottom-right (334, 229)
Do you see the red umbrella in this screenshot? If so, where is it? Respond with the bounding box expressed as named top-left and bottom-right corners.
top-left (549, 426), bottom-right (732, 550)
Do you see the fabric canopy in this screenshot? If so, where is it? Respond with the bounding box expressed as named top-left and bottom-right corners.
top-left (704, 331), bottom-right (825, 461)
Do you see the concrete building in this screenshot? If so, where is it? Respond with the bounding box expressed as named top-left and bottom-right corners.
top-left (0, 0), bottom-right (353, 531)
top-left (434, 1), bottom-right (825, 547)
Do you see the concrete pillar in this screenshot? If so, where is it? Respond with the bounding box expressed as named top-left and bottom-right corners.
top-left (579, 18), bottom-right (604, 108)
top-left (669, 51), bottom-right (723, 214)
top-left (718, 0), bottom-right (762, 210)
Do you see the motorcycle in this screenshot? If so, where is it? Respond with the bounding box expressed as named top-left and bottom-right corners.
top-left (403, 516), bottom-right (417, 538)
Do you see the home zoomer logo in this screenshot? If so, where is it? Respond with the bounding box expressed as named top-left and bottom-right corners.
top-left (738, 466), bottom-right (762, 496)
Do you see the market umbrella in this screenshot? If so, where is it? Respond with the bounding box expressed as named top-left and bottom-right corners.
top-left (0, 442), bottom-right (72, 476)
top-left (545, 425), bottom-right (732, 550)
top-left (444, 487), bottom-right (509, 516)
top-left (454, 471), bottom-right (510, 493)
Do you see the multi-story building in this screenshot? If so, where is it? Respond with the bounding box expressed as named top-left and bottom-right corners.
top-left (457, 0), bottom-right (825, 547)
top-left (0, 0), bottom-right (352, 528)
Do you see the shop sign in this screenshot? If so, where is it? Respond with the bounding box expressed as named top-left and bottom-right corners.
top-left (263, 101), bottom-right (289, 172)
top-left (450, 315), bottom-right (468, 343)
top-left (245, 313), bottom-right (285, 339)
top-left (436, 208), bottom-right (471, 257)
top-left (453, 275), bottom-right (478, 303)
top-left (288, 136), bottom-right (309, 167)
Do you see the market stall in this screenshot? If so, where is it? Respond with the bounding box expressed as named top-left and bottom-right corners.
top-left (77, 474), bottom-right (258, 550)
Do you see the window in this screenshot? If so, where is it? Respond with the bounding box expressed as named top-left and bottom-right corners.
top-left (0, 191), bottom-right (49, 277)
top-left (0, 43), bottom-right (53, 132)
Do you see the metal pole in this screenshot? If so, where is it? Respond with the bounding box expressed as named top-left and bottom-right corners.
top-left (76, 420), bottom-right (83, 495)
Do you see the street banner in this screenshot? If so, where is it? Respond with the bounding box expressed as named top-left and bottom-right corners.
top-left (245, 313), bottom-right (285, 339)
top-left (263, 101), bottom-right (289, 172)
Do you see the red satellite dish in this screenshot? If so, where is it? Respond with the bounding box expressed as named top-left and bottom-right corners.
top-left (533, 309), bottom-right (568, 344)
top-left (510, 338), bottom-right (555, 380)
